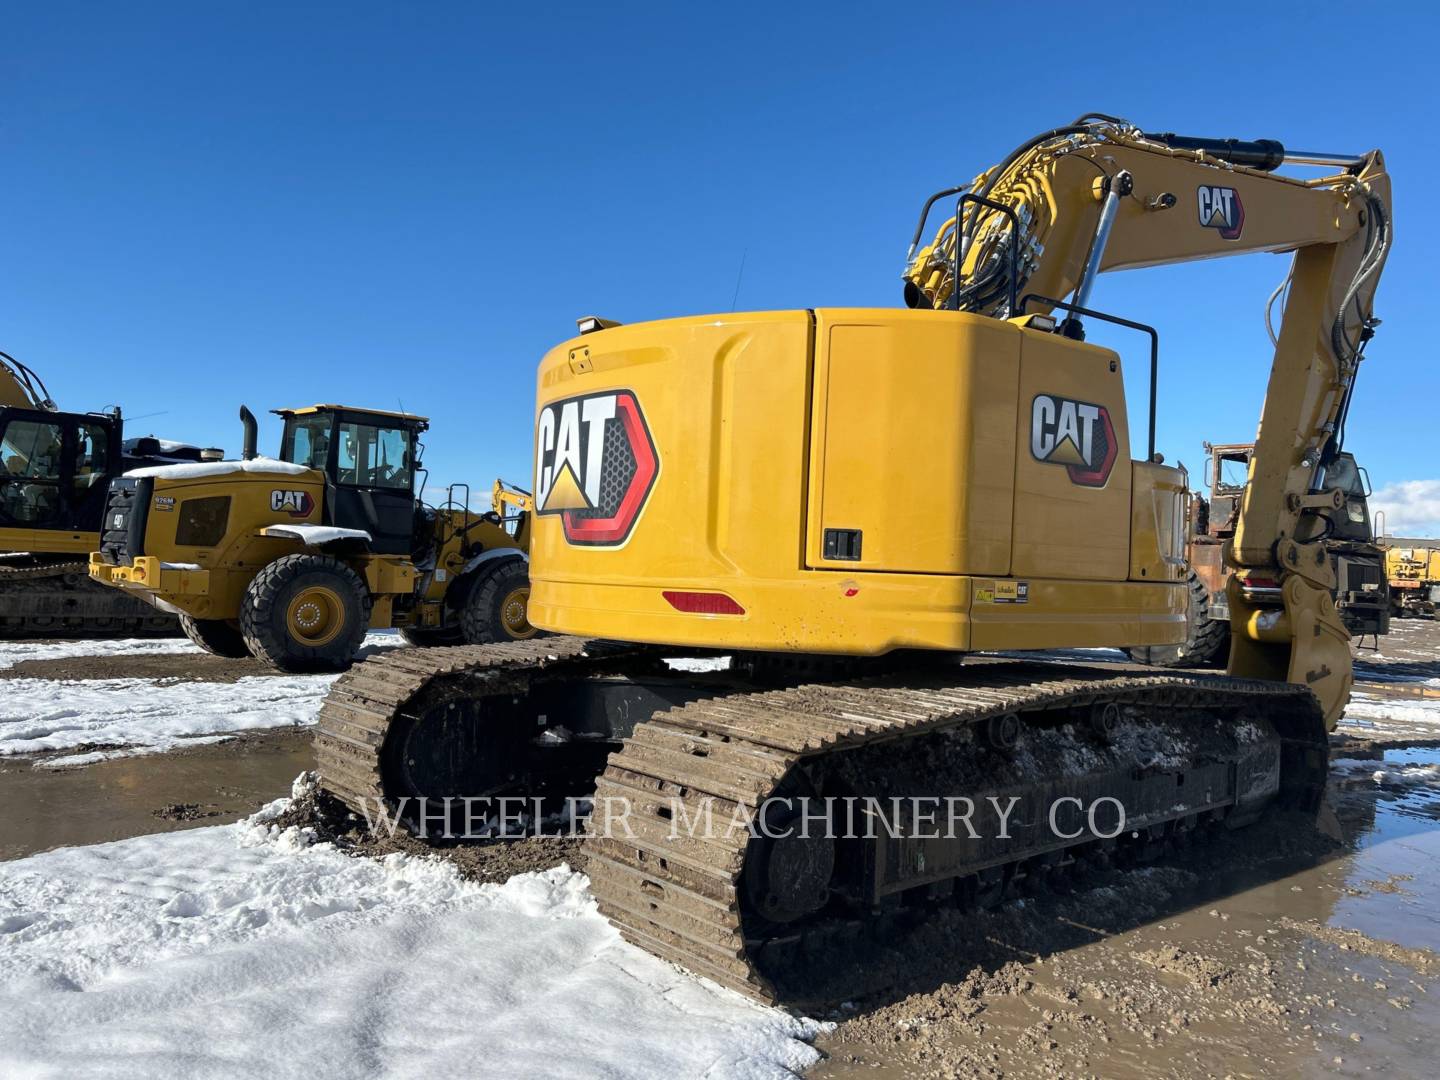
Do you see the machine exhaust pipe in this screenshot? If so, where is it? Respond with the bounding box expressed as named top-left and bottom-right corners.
top-left (239, 405), bottom-right (258, 460)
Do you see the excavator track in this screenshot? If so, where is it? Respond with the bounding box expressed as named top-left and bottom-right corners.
top-left (0, 558), bottom-right (177, 638)
top-left (315, 644), bottom-right (1328, 1002)
top-left (586, 662), bottom-right (1327, 1002)
top-left (314, 636), bottom-right (671, 818)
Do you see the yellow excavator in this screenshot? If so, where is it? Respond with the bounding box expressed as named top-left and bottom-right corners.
top-left (314, 116), bottom-right (1388, 1001)
top-left (1, 349), bottom-right (221, 637)
top-left (90, 404), bottom-right (536, 671)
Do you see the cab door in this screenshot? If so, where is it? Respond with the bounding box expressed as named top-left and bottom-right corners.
top-left (0, 409), bottom-right (68, 530)
top-left (328, 419), bottom-right (416, 555)
top-left (68, 418), bottom-right (118, 532)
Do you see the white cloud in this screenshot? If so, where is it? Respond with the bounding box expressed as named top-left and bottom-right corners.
top-left (1370, 479), bottom-right (1440, 539)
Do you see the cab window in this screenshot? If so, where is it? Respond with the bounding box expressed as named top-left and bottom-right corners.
top-left (0, 419), bottom-right (64, 523)
top-left (281, 416), bottom-right (332, 469)
top-left (337, 422), bottom-right (412, 490)
top-left (1215, 452), bottom-right (1251, 493)
top-left (1323, 454), bottom-right (1366, 497)
top-left (2, 420), bottom-right (63, 481)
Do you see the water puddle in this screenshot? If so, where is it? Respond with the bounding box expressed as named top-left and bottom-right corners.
top-left (0, 730), bottom-right (313, 860)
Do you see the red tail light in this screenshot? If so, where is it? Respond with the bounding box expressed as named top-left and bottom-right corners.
top-left (662, 590), bottom-right (745, 615)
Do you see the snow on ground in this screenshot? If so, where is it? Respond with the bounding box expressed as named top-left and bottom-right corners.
top-left (0, 633), bottom-right (401, 764)
top-left (1340, 690), bottom-right (1440, 733)
top-left (0, 674), bottom-right (342, 763)
top-left (1332, 756), bottom-right (1440, 784)
top-left (0, 796), bottom-right (822, 1080)
top-left (0, 637), bottom-right (199, 671)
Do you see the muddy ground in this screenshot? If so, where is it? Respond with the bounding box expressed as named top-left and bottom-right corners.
top-left (0, 729), bottom-right (314, 859)
top-left (3, 623), bottom-right (1440, 1077)
top-left (0, 651), bottom-right (281, 683)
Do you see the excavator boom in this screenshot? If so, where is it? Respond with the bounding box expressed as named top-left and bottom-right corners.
top-left (0, 349), bottom-right (56, 411)
top-left (905, 121), bottom-right (1389, 722)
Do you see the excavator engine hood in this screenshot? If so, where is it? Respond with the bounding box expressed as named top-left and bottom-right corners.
top-left (528, 308), bottom-right (1186, 655)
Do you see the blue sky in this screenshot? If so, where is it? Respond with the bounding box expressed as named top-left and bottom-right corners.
top-left (6, 3), bottom-right (1438, 531)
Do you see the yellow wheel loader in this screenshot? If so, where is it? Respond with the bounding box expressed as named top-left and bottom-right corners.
top-left (1, 348), bottom-right (224, 637)
top-left (314, 117), bottom-right (1389, 1002)
top-left (90, 404), bottom-right (534, 672)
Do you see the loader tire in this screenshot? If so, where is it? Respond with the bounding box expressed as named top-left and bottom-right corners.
top-left (240, 554), bottom-right (371, 673)
top-left (179, 614), bottom-right (250, 659)
top-left (460, 559), bottom-right (537, 644)
top-left (1126, 570), bottom-right (1228, 669)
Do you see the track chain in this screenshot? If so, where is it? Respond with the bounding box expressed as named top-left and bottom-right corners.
top-left (586, 662), bottom-right (1326, 1001)
top-left (0, 558), bottom-right (177, 638)
top-left (314, 636), bottom-right (660, 814)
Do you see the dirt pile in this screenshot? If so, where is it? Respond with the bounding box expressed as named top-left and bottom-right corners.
top-left (272, 782), bottom-right (584, 887)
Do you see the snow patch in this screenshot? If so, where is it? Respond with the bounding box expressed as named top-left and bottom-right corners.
top-left (40, 736), bottom-right (234, 769)
top-left (1343, 692), bottom-right (1440, 728)
top-left (0, 638), bottom-right (200, 672)
top-left (0, 674), bottom-right (342, 758)
top-left (0, 634), bottom-right (402, 761)
top-left (666, 656), bottom-right (732, 673)
top-left (260, 523), bottom-right (373, 546)
top-left (125, 455), bottom-right (311, 480)
top-left (0, 808), bottom-right (822, 1078)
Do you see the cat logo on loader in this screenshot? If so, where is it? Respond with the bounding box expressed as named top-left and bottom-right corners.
top-left (270, 490), bottom-right (314, 516)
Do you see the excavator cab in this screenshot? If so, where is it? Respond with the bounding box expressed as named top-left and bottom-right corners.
top-left (1317, 451), bottom-right (1389, 638)
top-left (274, 405), bottom-right (426, 556)
top-left (0, 408), bottom-right (118, 534)
top-left (1318, 452), bottom-right (1375, 544)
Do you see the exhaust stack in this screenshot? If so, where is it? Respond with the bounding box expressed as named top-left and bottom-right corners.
top-left (239, 405), bottom-right (258, 460)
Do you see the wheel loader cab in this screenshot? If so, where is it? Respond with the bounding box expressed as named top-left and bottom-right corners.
top-left (274, 406), bottom-right (425, 556)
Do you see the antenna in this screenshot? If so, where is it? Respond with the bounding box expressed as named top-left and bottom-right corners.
top-left (730, 248), bottom-right (748, 312)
